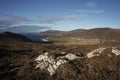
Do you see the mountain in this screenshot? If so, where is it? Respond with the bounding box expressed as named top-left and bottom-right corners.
top-left (38, 28), bottom-right (120, 43)
top-left (0, 32), bottom-right (32, 42)
top-left (65, 28), bottom-right (120, 40)
top-left (39, 30), bottom-right (68, 36)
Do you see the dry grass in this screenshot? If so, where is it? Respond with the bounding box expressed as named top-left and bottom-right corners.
top-left (0, 39), bottom-right (120, 80)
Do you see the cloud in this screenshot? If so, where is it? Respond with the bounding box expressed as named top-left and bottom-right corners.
top-left (37, 15), bottom-right (81, 24)
top-left (0, 15), bottom-right (51, 32)
top-left (78, 9), bottom-right (104, 13)
top-left (85, 1), bottom-right (96, 7)
top-left (2, 25), bottom-right (50, 33)
top-left (0, 15), bottom-right (29, 28)
top-left (37, 8), bottom-right (104, 24)
top-left (0, 27), bottom-right (6, 29)
top-left (4, 15), bottom-right (29, 22)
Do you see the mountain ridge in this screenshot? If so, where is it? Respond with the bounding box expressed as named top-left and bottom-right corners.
top-left (39, 28), bottom-right (120, 41)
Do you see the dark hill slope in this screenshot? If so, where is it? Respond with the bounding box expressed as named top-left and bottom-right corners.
top-left (0, 32), bottom-right (32, 42)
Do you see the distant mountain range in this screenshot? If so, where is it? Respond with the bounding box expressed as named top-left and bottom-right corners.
top-left (39, 30), bottom-right (67, 36)
top-left (0, 28), bottom-right (120, 42)
top-left (39, 28), bottom-right (120, 40)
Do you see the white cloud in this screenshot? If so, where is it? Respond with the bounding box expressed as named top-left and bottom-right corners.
top-left (6, 25), bottom-right (50, 33)
top-left (37, 15), bottom-right (81, 24)
top-left (85, 1), bottom-right (96, 7)
top-left (37, 8), bottom-right (104, 24)
top-left (78, 9), bottom-right (104, 13)
top-left (0, 27), bottom-right (6, 29)
top-left (0, 15), bottom-right (29, 28)
top-left (0, 15), bottom-right (51, 32)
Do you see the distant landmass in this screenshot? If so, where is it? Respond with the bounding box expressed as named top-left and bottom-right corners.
top-left (39, 28), bottom-right (120, 41)
top-left (1, 28), bottom-right (120, 42)
top-left (39, 30), bottom-right (67, 36)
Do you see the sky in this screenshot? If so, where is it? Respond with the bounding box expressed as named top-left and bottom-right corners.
top-left (0, 0), bottom-right (120, 33)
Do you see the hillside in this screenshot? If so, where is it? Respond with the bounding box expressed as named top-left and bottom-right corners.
top-left (39, 30), bottom-right (67, 36)
top-left (0, 32), bottom-right (32, 42)
top-left (0, 31), bottom-right (120, 80)
top-left (66, 28), bottom-right (120, 40)
top-left (39, 28), bottom-right (120, 40)
top-left (38, 28), bottom-right (120, 45)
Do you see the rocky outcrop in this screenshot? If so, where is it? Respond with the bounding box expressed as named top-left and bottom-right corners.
top-left (87, 48), bottom-right (106, 58)
top-left (35, 47), bottom-right (120, 76)
top-left (87, 47), bottom-right (120, 58)
top-left (112, 47), bottom-right (120, 55)
top-left (35, 52), bottom-right (83, 75)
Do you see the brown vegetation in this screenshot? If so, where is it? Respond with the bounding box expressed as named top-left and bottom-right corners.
top-left (0, 31), bottom-right (120, 80)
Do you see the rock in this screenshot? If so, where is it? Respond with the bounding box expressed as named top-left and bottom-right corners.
top-left (35, 47), bottom-right (120, 75)
top-left (47, 64), bottom-right (55, 75)
top-left (35, 52), bottom-right (82, 75)
top-left (87, 47), bottom-right (120, 58)
top-left (65, 53), bottom-right (80, 60)
top-left (112, 47), bottom-right (120, 55)
top-left (87, 48), bottom-right (106, 58)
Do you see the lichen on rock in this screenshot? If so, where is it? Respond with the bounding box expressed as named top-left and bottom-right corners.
top-left (35, 52), bottom-right (82, 75)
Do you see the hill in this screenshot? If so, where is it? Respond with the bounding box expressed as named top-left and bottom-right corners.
top-left (39, 30), bottom-right (68, 36)
top-left (66, 28), bottom-right (120, 40)
top-left (39, 28), bottom-right (120, 40)
top-left (0, 31), bottom-right (120, 80)
top-left (38, 28), bottom-right (120, 45)
top-left (0, 32), bottom-right (32, 42)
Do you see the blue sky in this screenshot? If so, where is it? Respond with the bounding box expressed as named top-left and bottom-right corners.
top-left (0, 0), bottom-right (120, 33)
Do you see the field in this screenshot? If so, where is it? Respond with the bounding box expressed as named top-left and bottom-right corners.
top-left (47, 36), bottom-right (115, 45)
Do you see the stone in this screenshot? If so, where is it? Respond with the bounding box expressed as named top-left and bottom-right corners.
top-left (65, 53), bottom-right (80, 60)
top-left (87, 48), bottom-right (106, 58)
top-left (35, 52), bottom-right (82, 75)
top-left (112, 47), bottom-right (120, 55)
top-left (35, 47), bottom-right (120, 75)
